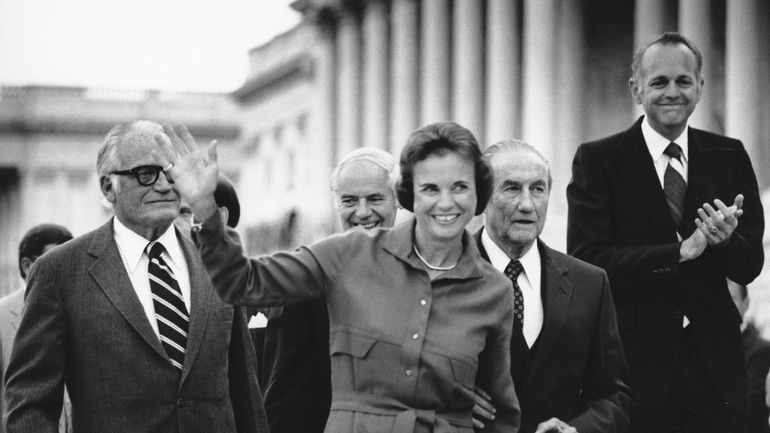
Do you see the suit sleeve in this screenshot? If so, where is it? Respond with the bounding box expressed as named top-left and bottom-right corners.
top-left (4, 261), bottom-right (65, 433)
top-left (477, 293), bottom-right (521, 433)
top-left (568, 271), bottom-right (632, 433)
top-left (567, 142), bottom-right (682, 290)
top-left (717, 140), bottom-right (764, 285)
top-left (228, 306), bottom-right (269, 433)
top-left (195, 212), bottom-right (343, 308)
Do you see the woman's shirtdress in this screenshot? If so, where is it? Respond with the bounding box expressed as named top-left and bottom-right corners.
top-left (196, 216), bottom-right (520, 433)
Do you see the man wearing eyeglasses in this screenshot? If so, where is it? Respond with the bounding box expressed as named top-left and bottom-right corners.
top-left (4, 120), bottom-right (268, 433)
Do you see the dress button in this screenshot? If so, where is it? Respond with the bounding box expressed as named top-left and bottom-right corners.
top-left (412, 333), bottom-right (419, 340)
top-left (405, 369), bottom-right (413, 377)
top-left (420, 299), bottom-right (427, 306)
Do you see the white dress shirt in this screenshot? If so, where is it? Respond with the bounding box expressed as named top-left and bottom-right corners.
top-left (482, 228), bottom-right (543, 348)
top-left (113, 218), bottom-right (191, 339)
top-left (642, 117), bottom-right (691, 327)
top-left (642, 116), bottom-right (689, 189)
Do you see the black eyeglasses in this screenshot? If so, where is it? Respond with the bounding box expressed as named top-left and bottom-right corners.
top-left (110, 165), bottom-right (172, 186)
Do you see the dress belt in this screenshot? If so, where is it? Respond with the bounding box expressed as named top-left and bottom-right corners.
top-left (331, 391), bottom-right (473, 433)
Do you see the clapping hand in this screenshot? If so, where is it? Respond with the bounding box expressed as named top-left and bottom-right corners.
top-left (153, 124), bottom-right (220, 222)
top-left (694, 194), bottom-right (743, 246)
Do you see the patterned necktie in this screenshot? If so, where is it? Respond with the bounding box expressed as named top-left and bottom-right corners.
top-left (147, 242), bottom-right (189, 371)
top-left (504, 260), bottom-right (524, 329)
top-left (663, 142), bottom-right (687, 228)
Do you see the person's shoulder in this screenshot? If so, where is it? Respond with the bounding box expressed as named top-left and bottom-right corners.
top-left (542, 244), bottom-right (609, 285)
top-left (690, 127), bottom-right (744, 149)
top-left (35, 223), bottom-right (106, 268)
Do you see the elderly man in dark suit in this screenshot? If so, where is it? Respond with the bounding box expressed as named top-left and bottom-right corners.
top-left (567, 32), bottom-right (764, 433)
top-left (475, 140), bottom-right (631, 433)
top-left (4, 120), bottom-right (268, 433)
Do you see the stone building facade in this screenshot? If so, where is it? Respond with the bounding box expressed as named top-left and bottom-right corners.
top-left (0, 86), bottom-right (241, 296)
top-left (233, 0), bottom-right (770, 327)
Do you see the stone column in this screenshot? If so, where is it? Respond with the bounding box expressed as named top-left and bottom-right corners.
top-left (634, 0), bottom-right (676, 47)
top-left (452, 0), bottom-right (485, 142)
top-left (725, 0), bottom-right (763, 185)
top-left (679, 0), bottom-right (715, 131)
top-left (336, 8), bottom-right (362, 159)
top-left (362, 0), bottom-right (389, 149)
top-left (420, 0), bottom-right (451, 124)
top-left (547, 0), bottom-right (584, 252)
top-left (308, 13), bottom-right (338, 237)
top-left (390, 0), bottom-right (419, 155)
top-left (485, 0), bottom-right (519, 145)
top-left (521, 0), bottom-right (556, 156)
top-left (633, 0), bottom-right (676, 116)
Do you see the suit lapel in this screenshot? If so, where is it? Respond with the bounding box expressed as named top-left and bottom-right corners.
top-left (177, 229), bottom-right (213, 386)
top-left (613, 118), bottom-right (675, 235)
top-left (87, 220), bottom-right (168, 360)
top-left (523, 241), bottom-right (573, 391)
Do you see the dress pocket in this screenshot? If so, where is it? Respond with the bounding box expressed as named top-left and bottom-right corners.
top-left (330, 330), bottom-right (379, 391)
top-left (449, 357), bottom-right (475, 389)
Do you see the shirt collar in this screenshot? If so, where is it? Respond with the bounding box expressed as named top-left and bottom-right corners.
top-left (382, 218), bottom-right (485, 280)
top-left (113, 218), bottom-right (183, 273)
top-left (642, 116), bottom-right (689, 163)
top-left (481, 227), bottom-right (541, 276)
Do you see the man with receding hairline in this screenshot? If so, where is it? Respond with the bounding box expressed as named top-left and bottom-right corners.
top-left (475, 140), bottom-right (630, 433)
top-left (568, 32), bottom-right (764, 432)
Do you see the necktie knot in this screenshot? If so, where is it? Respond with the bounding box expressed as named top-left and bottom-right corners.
top-left (504, 260), bottom-right (523, 280)
top-left (664, 142), bottom-right (683, 162)
top-left (147, 242), bottom-right (166, 260)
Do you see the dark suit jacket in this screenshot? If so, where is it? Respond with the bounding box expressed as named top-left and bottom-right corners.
top-left (4, 219), bottom-right (268, 433)
top-left (567, 117), bottom-right (765, 419)
top-left (261, 301), bottom-right (331, 433)
top-left (475, 233), bottom-right (631, 433)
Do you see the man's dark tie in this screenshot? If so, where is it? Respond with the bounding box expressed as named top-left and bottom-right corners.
top-left (663, 142), bottom-right (686, 228)
top-left (503, 260), bottom-right (524, 328)
top-left (147, 242), bottom-right (189, 371)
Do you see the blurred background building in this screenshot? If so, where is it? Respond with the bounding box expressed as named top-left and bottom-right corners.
top-left (1, 0), bottom-right (769, 330)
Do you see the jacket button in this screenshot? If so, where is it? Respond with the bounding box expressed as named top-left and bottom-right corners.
top-left (405, 369), bottom-right (413, 377)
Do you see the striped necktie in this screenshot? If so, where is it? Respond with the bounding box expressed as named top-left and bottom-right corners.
top-left (663, 142), bottom-right (687, 228)
top-left (504, 260), bottom-right (524, 329)
top-left (147, 242), bottom-right (189, 371)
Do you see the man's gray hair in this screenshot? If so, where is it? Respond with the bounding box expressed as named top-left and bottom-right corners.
top-left (330, 147), bottom-right (397, 193)
top-left (96, 120), bottom-right (163, 177)
top-left (483, 139), bottom-right (552, 189)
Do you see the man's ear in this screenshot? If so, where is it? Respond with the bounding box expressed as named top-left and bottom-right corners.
top-left (20, 256), bottom-right (34, 280)
top-left (628, 78), bottom-right (641, 105)
top-left (218, 207), bottom-right (230, 227)
top-left (101, 176), bottom-right (117, 203)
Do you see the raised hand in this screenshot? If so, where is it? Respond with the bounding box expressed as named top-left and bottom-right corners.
top-left (695, 194), bottom-right (743, 246)
top-left (153, 123), bottom-right (220, 222)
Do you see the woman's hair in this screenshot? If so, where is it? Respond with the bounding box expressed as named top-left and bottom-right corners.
top-left (396, 122), bottom-right (493, 215)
